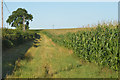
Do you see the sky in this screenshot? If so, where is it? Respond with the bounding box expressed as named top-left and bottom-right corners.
top-left (0, 1), bottom-right (118, 29)
top-left (3, 0), bottom-right (120, 2)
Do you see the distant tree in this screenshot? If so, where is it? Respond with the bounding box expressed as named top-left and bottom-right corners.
top-left (6, 8), bottom-right (33, 30)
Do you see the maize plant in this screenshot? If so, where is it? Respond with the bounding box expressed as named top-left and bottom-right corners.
top-left (43, 24), bottom-right (119, 71)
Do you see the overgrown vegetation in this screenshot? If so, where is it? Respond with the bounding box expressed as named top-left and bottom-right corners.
top-left (2, 28), bottom-right (40, 50)
top-left (43, 24), bottom-right (119, 71)
top-left (5, 33), bottom-right (118, 78)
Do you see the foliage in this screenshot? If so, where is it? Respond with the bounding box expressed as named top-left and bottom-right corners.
top-left (2, 28), bottom-right (40, 50)
top-left (6, 8), bottom-right (33, 30)
top-left (43, 25), bottom-right (119, 71)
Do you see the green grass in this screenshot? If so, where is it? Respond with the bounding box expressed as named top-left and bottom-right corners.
top-left (5, 32), bottom-right (118, 78)
top-left (3, 41), bottom-right (34, 78)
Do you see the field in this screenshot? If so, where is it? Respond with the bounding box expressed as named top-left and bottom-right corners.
top-left (1, 1), bottom-right (119, 79)
top-left (2, 23), bottom-right (119, 79)
top-left (44, 27), bottom-right (96, 35)
top-left (43, 24), bottom-right (119, 70)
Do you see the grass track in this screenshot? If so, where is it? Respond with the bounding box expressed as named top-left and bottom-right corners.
top-left (5, 33), bottom-right (118, 78)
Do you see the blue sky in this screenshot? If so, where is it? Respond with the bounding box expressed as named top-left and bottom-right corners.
top-left (1, 2), bottom-right (118, 29)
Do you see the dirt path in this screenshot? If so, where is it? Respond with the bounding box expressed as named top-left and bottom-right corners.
top-left (6, 34), bottom-right (118, 78)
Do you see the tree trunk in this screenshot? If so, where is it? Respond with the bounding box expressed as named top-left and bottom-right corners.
top-left (23, 15), bottom-right (25, 31)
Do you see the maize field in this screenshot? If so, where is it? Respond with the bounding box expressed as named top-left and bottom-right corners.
top-left (43, 24), bottom-right (119, 71)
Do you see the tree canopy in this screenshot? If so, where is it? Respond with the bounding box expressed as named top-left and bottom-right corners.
top-left (6, 8), bottom-right (33, 30)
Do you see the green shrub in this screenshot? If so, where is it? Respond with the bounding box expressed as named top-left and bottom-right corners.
top-left (2, 39), bottom-right (14, 49)
top-left (2, 28), bottom-right (40, 49)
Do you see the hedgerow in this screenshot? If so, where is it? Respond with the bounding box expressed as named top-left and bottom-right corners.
top-left (2, 28), bottom-right (40, 49)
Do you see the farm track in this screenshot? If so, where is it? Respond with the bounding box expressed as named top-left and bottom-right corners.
top-left (5, 33), bottom-right (118, 78)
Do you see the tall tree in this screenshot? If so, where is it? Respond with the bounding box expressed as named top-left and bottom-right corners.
top-left (6, 8), bottom-right (33, 30)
